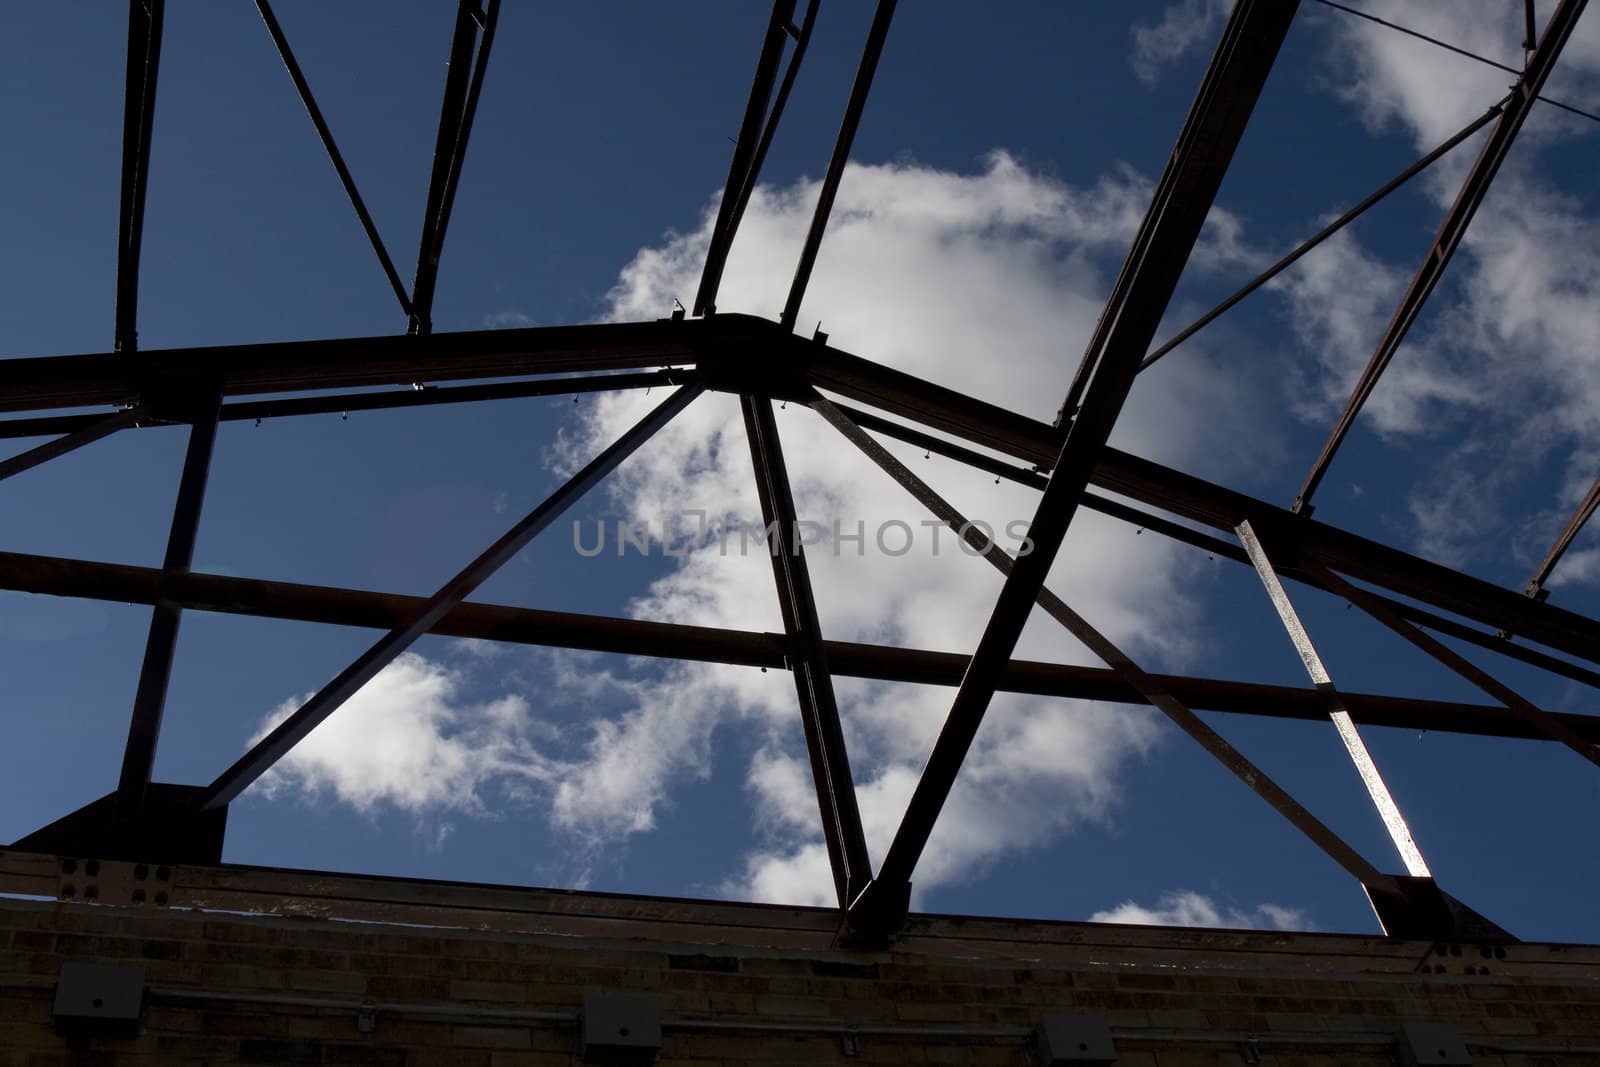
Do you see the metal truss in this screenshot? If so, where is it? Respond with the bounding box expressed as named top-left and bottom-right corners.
top-left (4, 0), bottom-right (1598, 948)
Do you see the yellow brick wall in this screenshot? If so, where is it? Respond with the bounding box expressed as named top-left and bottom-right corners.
top-left (3, 857), bottom-right (1600, 1066)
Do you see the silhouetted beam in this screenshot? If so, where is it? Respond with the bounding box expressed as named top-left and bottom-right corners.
top-left (0, 407), bottom-right (143, 482)
top-left (0, 320), bottom-right (712, 413)
top-left (743, 394), bottom-right (871, 906)
top-left (817, 396), bottom-right (1390, 904)
top-left (7, 317), bottom-right (1600, 666)
top-left (708, 0), bottom-right (822, 317)
top-left (199, 383), bottom-right (701, 810)
top-left (3, 549), bottom-right (1596, 744)
top-left (800, 346), bottom-right (1600, 666)
top-left (0, 372), bottom-right (683, 439)
top-left (824, 403), bottom-right (1600, 692)
top-left (114, 0), bottom-right (164, 354)
top-left (408, 0), bottom-right (500, 335)
top-left (1293, 0), bottom-right (1590, 513)
top-left (694, 0), bottom-right (797, 317)
top-left (1527, 472), bottom-right (1600, 597)
top-left (779, 0), bottom-right (897, 331)
top-left (863, 0), bottom-right (1301, 913)
top-left (1309, 561), bottom-right (1600, 770)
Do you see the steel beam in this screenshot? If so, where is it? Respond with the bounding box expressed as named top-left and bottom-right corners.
top-left (1306, 561), bottom-right (1600, 770)
top-left (694, 0), bottom-right (797, 317)
top-left (0, 372), bottom-right (683, 440)
top-left (3, 549), bottom-right (1596, 744)
top-left (815, 398), bottom-right (1393, 911)
top-left (1293, 0), bottom-right (1590, 514)
top-left (0, 407), bottom-right (144, 482)
top-left (408, 0), bottom-right (500, 335)
top-left (199, 383), bottom-right (701, 810)
top-left (1237, 521), bottom-right (1431, 878)
top-left (114, 0), bottom-right (164, 354)
top-left (856, 0), bottom-right (1300, 925)
top-left (116, 392), bottom-right (222, 825)
top-left (0, 320), bottom-right (709, 413)
top-left (1527, 472), bottom-right (1600, 599)
top-left (6, 318), bottom-right (1600, 666)
top-left (821, 403), bottom-right (1600, 692)
top-left (779, 0), bottom-right (897, 331)
top-left (741, 395), bottom-right (872, 907)
top-left (255, 0), bottom-right (413, 317)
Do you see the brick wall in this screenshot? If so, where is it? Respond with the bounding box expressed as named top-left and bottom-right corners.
top-left (3, 852), bottom-right (1598, 1066)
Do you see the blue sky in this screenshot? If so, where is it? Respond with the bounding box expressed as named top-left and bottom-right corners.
top-left (3, 2), bottom-right (1599, 941)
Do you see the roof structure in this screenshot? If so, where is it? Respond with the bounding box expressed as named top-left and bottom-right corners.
top-left (2, 0), bottom-right (1597, 947)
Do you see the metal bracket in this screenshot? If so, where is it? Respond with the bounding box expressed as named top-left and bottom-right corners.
top-left (12, 784), bottom-right (227, 866)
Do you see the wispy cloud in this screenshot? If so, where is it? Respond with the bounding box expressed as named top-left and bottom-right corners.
top-left (1129, 0), bottom-right (1231, 85)
top-left (483, 309), bottom-right (535, 329)
top-left (247, 652), bottom-right (561, 816)
top-left (1091, 890), bottom-right (1308, 931)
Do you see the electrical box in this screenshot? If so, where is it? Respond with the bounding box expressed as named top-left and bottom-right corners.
top-left (52, 962), bottom-right (145, 1038)
top-left (1397, 1021), bottom-right (1472, 1065)
top-left (579, 990), bottom-right (661, 1063)
top-left (1029, 1013), bottom-right (1117, 1066)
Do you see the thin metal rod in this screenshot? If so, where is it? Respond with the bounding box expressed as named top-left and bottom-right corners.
top-left (861, 0), bottom-right (1301, 916)
top-left (778, 0), bottom-right (898, 332)
top-left (1236, 521), bottom-right (1431, 878)
top-left (694, 0), bottom-right (796, 317)
top-left (116, 394), bottom-right (222, 822)
top-left (741, 394), bottom-right (872, 907)
top-left (200, 383), bottom-right (702, 809)
top-left (1139, 100), bottom-right (1505, 373)
top-left (114, 0), bottom-right (163, 354)
top-left (0, 407), bottom-right (143, 483)
top-left (1292, 0), bottom-right (1590, 514)
top-left (1308, 0), bottom-right (1597, 123)
top-left (1307, 561), bottom-right (1600, 770)
top-left (408, 0), bottom-right (499, 335)
top-left (1527, 472), bottom-right (1600, 597)
top-left (254, 0), bottom-right (413, 317)
top-left (815, 397), bottom-right (1387, 886)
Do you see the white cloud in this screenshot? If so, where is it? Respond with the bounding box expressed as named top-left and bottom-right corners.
top-left (246, 652), bottom-right (561, 816)
top-left (1130, 0), bottom-right (1232, 85)
top-left (1090, 890), bottom-right (1308, 931)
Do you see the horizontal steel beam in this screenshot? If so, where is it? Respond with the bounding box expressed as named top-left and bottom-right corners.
top-left (6, 314), bottom-right (1598, 666)
top-left (0, 319), bottom-right (717, 413)
top-left (1, 550), bottom-right (1594, 744)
